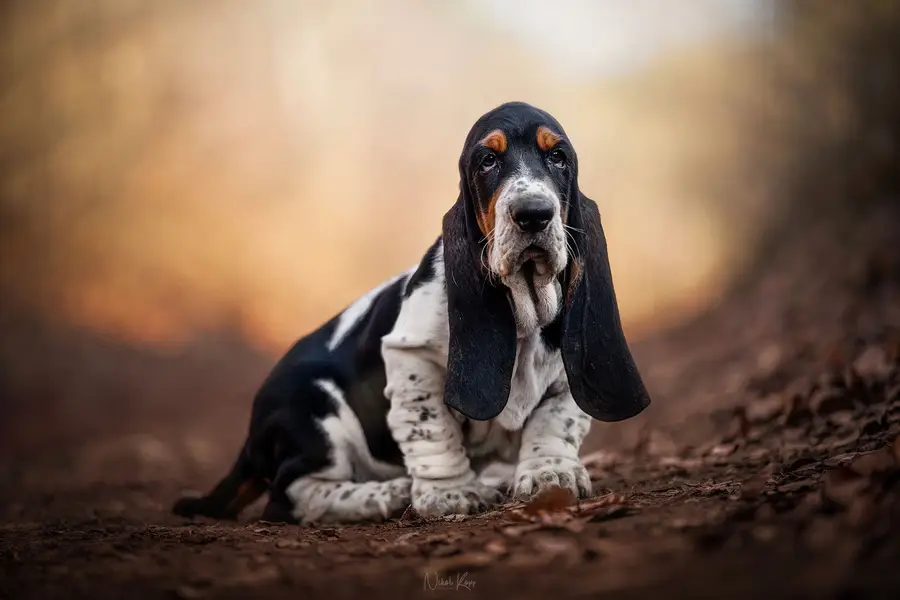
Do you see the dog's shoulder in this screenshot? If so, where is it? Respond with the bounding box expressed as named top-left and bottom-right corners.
top-left (384, 236), bottom-right (449, 356)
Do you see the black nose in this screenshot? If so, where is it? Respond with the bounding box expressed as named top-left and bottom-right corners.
top-left (512, 197), bottom-right (554, 233)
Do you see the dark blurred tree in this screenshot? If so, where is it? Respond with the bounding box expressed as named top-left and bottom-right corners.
top-left (783, 0), bottom-right (900, 214)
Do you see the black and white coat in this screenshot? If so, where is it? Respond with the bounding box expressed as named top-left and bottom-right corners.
top-left (173, 102), bottom-right (650, 524)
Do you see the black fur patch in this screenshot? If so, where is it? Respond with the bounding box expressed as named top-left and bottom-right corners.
top-left (559, 193), bottom-right (651, 422)
top-left (404, 236), bottom-right (441, 298)
top-left (442, 201), bottom-right (517, 421)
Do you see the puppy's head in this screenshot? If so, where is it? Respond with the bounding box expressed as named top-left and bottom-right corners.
top-left (458, 103), bottom-right (574, 287)
top-left (442, 102), bottom-right (650, 424)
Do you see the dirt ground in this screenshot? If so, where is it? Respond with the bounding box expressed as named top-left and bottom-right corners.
top-left (2, 198), bottom-right (900, 599)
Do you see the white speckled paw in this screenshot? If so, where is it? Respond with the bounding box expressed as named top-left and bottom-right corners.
top-left (513, 457), bottom-right (592, 501)
top-left (375, 478), bottom-right (414, 518)
top-left (411, 477), bottom-right (504, 517)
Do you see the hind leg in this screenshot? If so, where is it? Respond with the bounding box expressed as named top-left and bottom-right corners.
top-left (285, 476), bottom-right (411, 524)
top-left (276, 378), bottom-right (412, 523)
top-left (269, 440), bottom-right (410, 524)
top-left (172, 448), bottom-right (264, 520)
top-left (258, 453), bottom-right (411, 525)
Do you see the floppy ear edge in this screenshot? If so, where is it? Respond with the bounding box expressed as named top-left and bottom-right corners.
top-left (560, 193), bottom-right (651, 422)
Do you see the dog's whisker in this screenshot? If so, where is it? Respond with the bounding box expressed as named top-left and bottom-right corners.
top-left (479, 228), bottom-right (499, 286)
top-left (564, 229), bottom-right (578, 259)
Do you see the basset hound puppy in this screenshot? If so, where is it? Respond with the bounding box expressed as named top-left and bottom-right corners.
top-left (173, 102), bottom-right (650, 524)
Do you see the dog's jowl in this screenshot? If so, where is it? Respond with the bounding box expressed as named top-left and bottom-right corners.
top-left (172, 102), bottom-right (650, 524)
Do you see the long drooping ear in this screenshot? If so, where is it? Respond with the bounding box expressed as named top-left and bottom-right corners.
top-left (559, 192), bottom-right (651, 422)
top-left (442, 197), bottom-right (517, 421)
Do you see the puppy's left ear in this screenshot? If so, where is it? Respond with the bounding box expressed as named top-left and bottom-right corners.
top-left (559, 192), bottom-right (651, 421)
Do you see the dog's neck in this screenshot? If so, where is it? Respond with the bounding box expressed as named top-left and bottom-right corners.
top-left (503, 270), bottom-right (562, 338)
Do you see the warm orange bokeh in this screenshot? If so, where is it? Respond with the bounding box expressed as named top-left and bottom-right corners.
top-left (0, 1), bottom-right (849, 353)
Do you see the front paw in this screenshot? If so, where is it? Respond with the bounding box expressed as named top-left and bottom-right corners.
top-left (513, 457), bottom-right (591, 502)
top-left (412, 476), bottom-right (504, 517)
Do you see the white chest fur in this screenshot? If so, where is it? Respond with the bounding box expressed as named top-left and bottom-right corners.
top-left (458, 268), bottom-right (565, 461)
top-left (382, 245), bottom-right (567, 474)
top-left (497, 334), bottom-right (563, 430)
top-left (454, 332), bottom-right (565, 466)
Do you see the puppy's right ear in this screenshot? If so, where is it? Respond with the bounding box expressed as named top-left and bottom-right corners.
top-left (441, 196), bottom-right (517, 421)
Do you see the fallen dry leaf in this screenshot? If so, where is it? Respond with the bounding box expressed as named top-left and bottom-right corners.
top-left (393, 532), bottom-right (419, 544)
top-left (573, 493), bottom-right (632, 522)
top-left (398, 505), bottom-right (427, 526)
top-left (634, 428), bottom-right (681, 457)
top-left (522, 486), bottom-right (576, 516)
top-left (746, 447), bottom-right (772, 461)
top-left (586, 505), bottom-right (631, 523)
top-left (822, 452), bottom-right (861, 467)
top-left (504, 493), bottom-right (631, 525)
top-left (500, 523), bottom-right (543, 538)
top-left (560, 518), bottom-right (588, 532)
top-left (854, 346), bottom-right (892, 379)
top-left (531, 535), bottom-right (577, 557)
top-left (483, 539), bottom-right (508, 556)
top-left (827, 410), bottom-right (856, 427)
top-left (709, 443), bottom-right (738, 458)
top-left (580, 450), bottom-right (620, 470)
top-left (442, 514), bottom-right (467, 523)
top-left (746, 395), bottom-right (786, 423)
top-left (537, 511), bottom-right (577, 528)
top-left (421, 531), bottom-right (466, 546)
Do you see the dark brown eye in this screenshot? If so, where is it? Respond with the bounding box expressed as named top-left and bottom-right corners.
top-left (548, 148), bottom-right (566, 168)
top-left (480, 153), bottom-right (497, 172)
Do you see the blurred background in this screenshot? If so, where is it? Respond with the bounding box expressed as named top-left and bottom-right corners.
top-left (0, 1), bottom-right (897, 482)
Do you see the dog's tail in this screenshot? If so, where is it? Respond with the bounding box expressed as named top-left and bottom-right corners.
top-left (172, 446), bottom-right (265, 520)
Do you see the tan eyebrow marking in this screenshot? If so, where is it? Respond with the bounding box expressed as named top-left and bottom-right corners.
top-left (536, 125), bottom-right (562, 151)
top-left (479, 129), bottom-right (508, 153)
